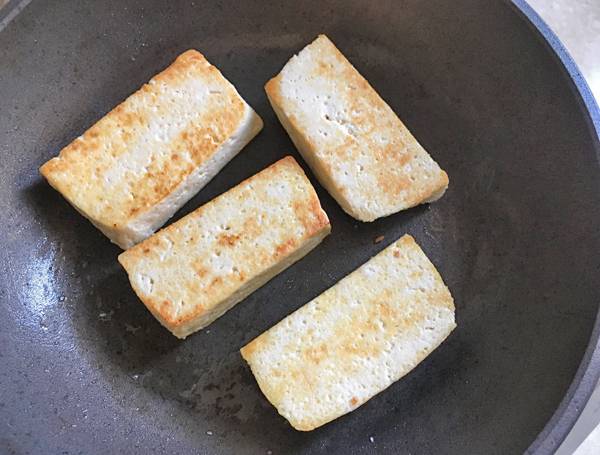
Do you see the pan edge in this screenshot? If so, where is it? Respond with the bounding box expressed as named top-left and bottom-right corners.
top-left (511, 2), bottom-right (600, 453)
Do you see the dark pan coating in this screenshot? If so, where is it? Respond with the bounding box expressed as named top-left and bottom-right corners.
top-left (1, 0), bottom-right (599, 454)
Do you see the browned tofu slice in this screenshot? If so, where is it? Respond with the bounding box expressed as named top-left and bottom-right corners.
top-left (41, 50), bottom-right (263, 248)
top-left (118, 156), bottom-right (331, 338)
top-left (241, 235), bottom-right (455, 431)
top-left (266, 35), bottom-right (448, 222)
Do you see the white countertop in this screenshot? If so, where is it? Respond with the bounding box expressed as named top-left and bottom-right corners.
top-left (526, 1), bottom-right (600, 453)
top-left (528, 0), bottom-right (600, 101)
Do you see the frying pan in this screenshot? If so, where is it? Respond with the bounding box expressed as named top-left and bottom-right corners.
top-left (1, 1), bottom-right (600, 453)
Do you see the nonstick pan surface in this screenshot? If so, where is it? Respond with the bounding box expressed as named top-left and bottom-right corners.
top-left (1, 1), bottom-right (600, 454)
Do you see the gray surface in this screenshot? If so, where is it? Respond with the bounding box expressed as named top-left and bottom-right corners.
top-left (1, 0), bottom-right (600, 454)
top-left (512, 2), bottom-right (600, 452)
top-left (522, 1), bottom-right (600, 453)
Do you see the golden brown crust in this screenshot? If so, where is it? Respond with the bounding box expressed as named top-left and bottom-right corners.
top-left (40, 49), bottom-right (249, 232)
top-left (118, 156), bottom-right (331, 336)
top-left (265, 35), bottom-right (449, 221)
top-left (240, 234), bottom-right (455, 431)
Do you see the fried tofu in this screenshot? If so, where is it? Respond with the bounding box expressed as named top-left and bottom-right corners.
top-left (241, 234), bottom-right (455, 430)
top-left (41, 50), bottom-right (263, 248)
top-left (266, 35), bottom-right (448, 222)
top-left (118, 156), bottom-right (331, 339)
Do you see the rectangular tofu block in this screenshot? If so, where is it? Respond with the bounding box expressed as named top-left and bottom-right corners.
top-left (40, 49), bottom-right (263, 249)
top-left (118, 156), bottom-right (331, 339)
top-left (241, 234), bottom-right (455, 431)
top-left (265, 35), bottom-right (448, 222)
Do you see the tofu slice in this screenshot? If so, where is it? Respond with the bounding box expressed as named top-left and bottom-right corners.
top-left (240, 234), bottom-right (455, 431)
top-left (118, 156), bottom-right (331, 339)
top-left (40, 50), bottom-right (263, 249)
top-left (265, 35), bottom-right (449, 222)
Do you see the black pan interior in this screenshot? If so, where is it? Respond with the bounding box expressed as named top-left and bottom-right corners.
top-left (1, 1), bottom-right (600, 454)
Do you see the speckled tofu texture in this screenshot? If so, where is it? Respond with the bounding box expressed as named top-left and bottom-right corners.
top-left (241, 234), bottom-right (455, 431)
top-left (118, 156), bottom-right (331, 339)
top-left (266, 35), bottom-right (449, 222)
top-left (40, 50), bottom-right (263, 249)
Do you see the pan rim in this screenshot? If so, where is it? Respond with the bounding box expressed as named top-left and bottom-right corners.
top-left (511, 1), bottom-right (600, 453)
